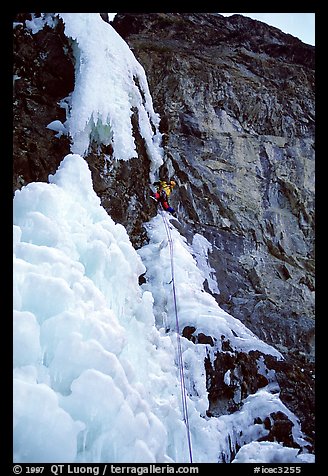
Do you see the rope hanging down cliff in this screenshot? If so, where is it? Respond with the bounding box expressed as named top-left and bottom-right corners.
top-left (159, 204), bottom-right (193, 464)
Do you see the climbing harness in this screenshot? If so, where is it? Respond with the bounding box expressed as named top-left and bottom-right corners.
top-left (159, 204), bottom-right (193, 464)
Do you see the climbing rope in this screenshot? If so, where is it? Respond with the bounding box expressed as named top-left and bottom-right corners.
top-left (159, 205), bottom-right (193, 463)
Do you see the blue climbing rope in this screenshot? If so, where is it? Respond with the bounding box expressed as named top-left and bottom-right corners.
top-left (159, 205), bottom-right (193, 464)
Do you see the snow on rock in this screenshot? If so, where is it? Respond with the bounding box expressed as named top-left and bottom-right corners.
top-left (232, 441), bottom-right (315, 464)
top-left (138, 214), bottom-right (283, 358)
top-left (57, 13), bottom-right (163, 180)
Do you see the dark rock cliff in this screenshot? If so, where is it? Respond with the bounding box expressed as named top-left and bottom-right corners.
top-left (13, 13), bottom-right (315, 452)
top-left (112, 12), bottom-right (315, 446)
top-left (13, 14), bottom-right (74, 188)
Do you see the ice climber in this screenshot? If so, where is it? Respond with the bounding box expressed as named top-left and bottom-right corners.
top-left (152, 180), bottom-right (176, 215)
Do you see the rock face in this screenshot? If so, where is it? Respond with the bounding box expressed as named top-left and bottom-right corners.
top-left (112, 13), bottom-right (315, 444)
top-left (13, 13), bottom-right (315, 452)
top-left (13, 14), bottom-right (74, 190)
